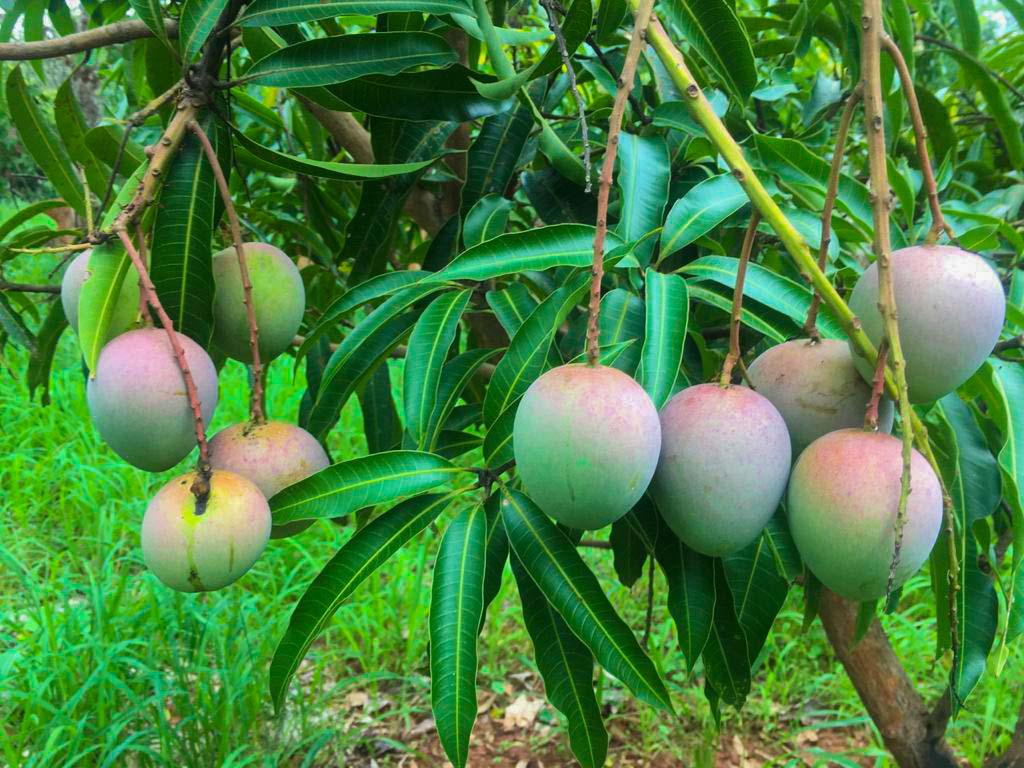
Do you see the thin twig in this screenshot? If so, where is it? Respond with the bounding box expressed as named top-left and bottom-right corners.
top-left (880, 35), bottom-right (955, 245)
top-left (79, 166), bottom-right (93, 236)
top-left (804, 85), bottom-right (862, 340)
top-left (916, 34), bottom-right (1024, 106)
top-left (862, 0), bottom-right (915, 608)
top-left (188, 119), bottom-right (265, 423)
top-left (540, 0), bottom-right (591, 192)
top-left (0, 281), bottom-right (60, 294)
top-left (11, 243), bottom-right (91, 255)
top-left (586, 34), bottom-right (650, 124)
top-left (720, 212), bottom-right (761, 386)
top-left (117, 229), bottom-right (211, 498)
top-left (585, 0), bottom-right (656, 366)
top-left (864, 337), bottom-right (889, 431)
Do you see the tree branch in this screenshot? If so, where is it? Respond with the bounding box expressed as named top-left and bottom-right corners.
top-left (720, 212), bottom-right (760, 386)
top-left (818, 590), bottom-right (959, 767)
top-left (0, 281), bottom-right (60, 294)
top-left (586, 0), bottom-right (655, 366)
top-left (0, 19), bottom-right (178, 61)
top-left (294, 94), bottom-right (374, 164)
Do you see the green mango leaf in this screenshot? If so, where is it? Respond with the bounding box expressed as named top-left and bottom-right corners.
top-left (269, 451), bottom-right (462, 525)
top-left (0, 293), bottom-right (35, 350)
top-left (483, 273), bottom-right (590, 426)
top-left (651, 92), bottom-right (729, 137)
top-left (332, 66), bottom-right (513, 123)
top-left (464, 194), bottom-right (514, 249)
top-left (972, 362), bottom-right (1024, 645)
top-left (662, 0), bottom-right (756, 102)
top-left (5, 67), bottom-right (86, 216)
top-left (700, 559), bottom-right (751, 706)
top-left (430, 505), bottom-right (488, 768)
top-left (654, 521), bottom-right (715, 673)
top-left (609, 498), bottom-right (658, 588)
top-left (180, 0), bottom-right (228, 62)
top-left (405, 290), bottom-right (473, 448)
top-left (54, 79), bottom-right (108, 198)
top-left (482, 401), bottom-right (517, 469)
top-left (928, 394), bottom-right (1000, 711)
top-left (434, 225), bottom-right (624, 283)
top-left (269, 493), bottom-right (452, 711)
top-left (501, 490), bottom-right (674, 711)
top-left (683, 256), bottom-right (844, 339)
top-left (522, 167), bottom-right (598, 225)
top-left (487, 283), bottom-right (539, 338)
top-left (473, 0), bottom-right (592, 100)
top-left (953, 0), bottom-right (982, 55)
top-left (764, 508), bottom-right (802, 581)
top-left (723, 530), bottom-right (789, 666)
top-left (461, 101), bottom-right (535, 216)
top-left (686, 283), bottom-right (789, 342)
top-left (480, 495), bottom-right (510, 631)
top-left (0, 199), bottom-right (65, 242)
top-left (149, 115), bottom-right (218, 346)
top-left (511, 552), bottom-right (608, 768)
top-left (245, 33), bottom-right (457, 88)
top-left (358, 363), bottom-right (402, 454)
top-left (637, 270), bottom-right (688, 409)
top-left (616, 134), bottom-right (669, 265)
top-left (240, 0), bottom-right (470, 26)
top-left (424, 348), bottom-right (503, 453)
top-left (85, 125), bottom-right (146, 175)
top-left (130, 0), bottom-right (172, 47)
top-left (598, 288), bottom-right (645, 375)
top-left (26, 298), bottom-right (68, 405)
top-left (660, 174), bottom-right (746, 258)
top-left (233, 128), bottom-right (442, 180)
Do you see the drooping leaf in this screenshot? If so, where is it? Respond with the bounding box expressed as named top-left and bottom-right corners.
top-left (662, 0), bottom-right (757, 102)
top-left (700, 559), bottom-right (751, 706)
top-left (686, 283), bottom-right (789, 342)
top-left (637, 270), bottom-right (688, 409)
top-left (480, 493), bottom-right (510, 630)
top-left (54, 79), bottom-right (108, 198)
top-left (522, 167), bottom-right (598, 225)
top-left (179, 0), bottom-right (229, 62)
top-left (430, 505), bottom-right (487, 768)
top-left (654, 521), bottom-right (716, 673)
top-left (149, 113), bottom-right (218, 346)
top-left (423, 348), bottom-right (503, 453)
top-left (460, 100), bottom-right (535, 216)
top-left (435, 225), bottom-right (624, 283)
top-left (0, 199), bottom-right (65, 242)
top-left (85, 125), bottom-right (146, 175)
top-left (5, 66), bottom-right (86, 216)
top-left (615, 133), bottom-right (669, 264)
top-left (245, 33), bottom-right (457, 88)
top-left (660, 174), bottom-right (746, 258)
top-left (240, 0), bottom-right (471, 26)
top-left (609, 497), bottom-right (658, 588)
top-left (269, 451), bottom-right (461, 525)
top-left (487, 283), bottom-right (539, 338)
top-left (358, 363), bottom-right (402, 453)
top-left (26, 299), bottom-right (67, 405)
top-left (501, 490), bottom-right (674, 711)
top-left (0, 294), bottom-right (35, 350)
top-left (404, 290), bottom-right (473, 448)
top-left (511, 552), bottom-right (608, 768)
top-left (269, 493), bottom-right (452, 710)
top-left (483, 273), bottom-right (590, 426)
top-left (723, 531), bottom-right (789, 666)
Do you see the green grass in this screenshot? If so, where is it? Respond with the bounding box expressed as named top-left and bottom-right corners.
top-left (1, 248), bottom-right (1022, 765)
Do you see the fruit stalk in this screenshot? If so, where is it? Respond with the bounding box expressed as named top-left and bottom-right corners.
top-left (135, 222), bottom-right (153, 325)
top-left (860, 0), bottom-right (914, 603)
top-left (116, 229), bottom-right (212, 497)
top-left (189, 119), bottom-right (266, 424)
top-left (585, 0), bottom-right (655, 367)
top-left (719, 211), bottom-right (760, 386)
top-left (879, 35), bottom-right (955, 246)
top-left (803, 85), bottom-right (861, 341)
top-left (864, 337), bottom-right (889, 431)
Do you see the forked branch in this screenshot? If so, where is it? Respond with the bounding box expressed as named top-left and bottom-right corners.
top-left (585, 0), bottom-right (656, 366)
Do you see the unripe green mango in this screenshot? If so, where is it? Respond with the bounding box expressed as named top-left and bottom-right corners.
top-left (748, 339), bottom-right (894, 458)
top-left (513, 364), bottom-right (661, 530)
top-left (212, 242), bottom-right (305, 363)
top-left (848, 245), bottom-right (1005, 403)
top-left (209, 420), bottom-right (329, 539)
top-left (787, 429), bottom-right (942, 601)
top-left (651, 383), bottom-right (791, 556)
top-left (61, 248), bottom-right (139, 340)
top-left (141, 469), bottom-right (271, 592)
top-left (87, 328), bottom-right (219, 472)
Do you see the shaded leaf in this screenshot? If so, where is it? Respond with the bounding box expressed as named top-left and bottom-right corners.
top-left (180, 0), bottom-right (228, 62)
top-left (241, 0), bottom-right (471, 26)
top-left (637, 270), bottom-right (688, 409)
top-left (660, 174), bottom-right (746, 258)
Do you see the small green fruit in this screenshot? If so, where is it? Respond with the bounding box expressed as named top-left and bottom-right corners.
top-left (787, 429), bottom-right (942, 601)
top-left (212, 242), bottom-right (304, 363)
top-left (513, 364), bottom-right (661, 530)
top-left (141, 469), bottom-right (271, 592)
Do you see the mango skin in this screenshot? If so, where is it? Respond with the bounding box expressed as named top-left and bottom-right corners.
top-left (747, 339), bottom-right (894, 458)
top-left (141, 469), bottom-right (271, 592)
top-left (212, 242), bottom-right (304, 363)
top-left (61, 248), bottom-right (140, 339)
top-left (651, 384), bottom-right (791, 556)
top-left (209, 420), bottom-right (329, 538)
top-left (87, 328), bottom-right (219, 472)
top-left (788, 429), bottom-right (942, 601)
top-left (848, 245), bottom-right (1005, 403)
top-left (512, 364), bottom-right (661, 530)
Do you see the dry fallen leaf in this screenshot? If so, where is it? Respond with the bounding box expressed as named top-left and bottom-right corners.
top-left (503, 695), bottom-right (545, 731)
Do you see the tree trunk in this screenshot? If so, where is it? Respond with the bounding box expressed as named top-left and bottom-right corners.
top-left (819, 590), bottom-right (959, 767)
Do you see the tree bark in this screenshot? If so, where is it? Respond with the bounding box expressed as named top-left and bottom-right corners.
top-left (0, 19), bottom-right (178, 61)
top-left (986, 697), bottom-right (1024, 768)
top-left (819, 590), bottom-right (959, 767)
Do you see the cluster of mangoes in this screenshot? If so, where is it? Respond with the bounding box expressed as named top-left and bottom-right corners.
top-left (514, 244), bottom-right (1005, 602)
top-left (63, 243), bottom-right (319, 592)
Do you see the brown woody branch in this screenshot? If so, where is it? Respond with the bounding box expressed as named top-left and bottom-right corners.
top-left (720, 212), bottom-right (760, 386)
top-left (0, 19), bottom-right (178, 61)
top-left (0, 281), bottom-right (60, 294)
